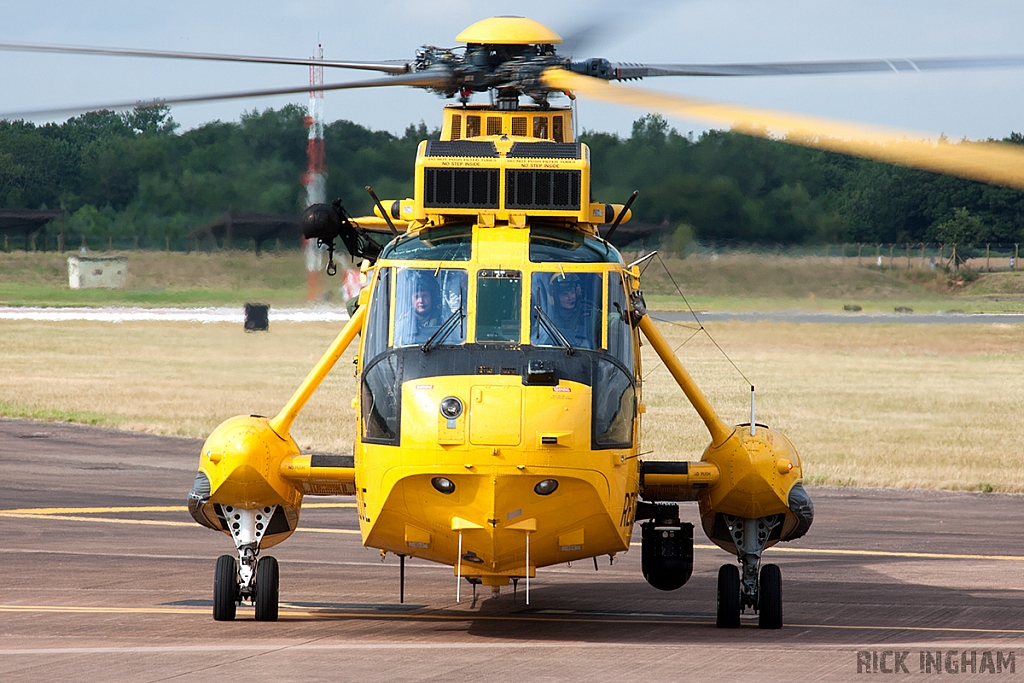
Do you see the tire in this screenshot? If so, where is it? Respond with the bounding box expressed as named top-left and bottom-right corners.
top-left (716, 564), bottom-right (741, 628)
top-left (758, 563), bottom-right (783, 629)
top-left (213, 554), bottom-right (237, 621)
top-left (254, 556), bottom-right (279, 622)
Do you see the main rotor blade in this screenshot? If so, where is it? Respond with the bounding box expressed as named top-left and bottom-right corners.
top-left (612, 55), bottom-right (1024, 79)
top-left (0, 71), bottom-right (449, 121)
top-left (0, 41), bottom-right (410, 74)
top-left (544, 69), bottom-right (1024, 192)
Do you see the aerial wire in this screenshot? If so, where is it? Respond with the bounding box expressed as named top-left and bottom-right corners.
top-left (643, 252), bottom-right (753, 389)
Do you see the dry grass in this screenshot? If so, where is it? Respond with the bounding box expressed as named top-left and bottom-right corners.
top-left (640, 321), bottom-right (1024, 492)
top-left (1, 319), bottom-right (1022, 492)
top-left (0, 321), bottom-right (358, 453)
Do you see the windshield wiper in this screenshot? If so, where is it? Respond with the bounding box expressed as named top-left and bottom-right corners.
top-left (533, 304), bottom-right (575, 356)
top-left (421, 294), bottom-right (465, 353)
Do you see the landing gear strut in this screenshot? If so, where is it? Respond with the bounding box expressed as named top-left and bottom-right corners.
top-left (715, 514), bottom-right (784, 629)
top-left (211, 504), bottom-right (280, 621)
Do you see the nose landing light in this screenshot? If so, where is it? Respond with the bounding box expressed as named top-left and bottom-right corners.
top-left (439, 396), bottom-right (463, 419)
top-left (432, 477), bottom-right (456, 494)
top-left (534, 479), bottom-right (559, 495)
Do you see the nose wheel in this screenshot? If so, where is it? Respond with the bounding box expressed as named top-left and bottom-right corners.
top-left (757, 563), bottom-right (782, 629)
top-left (213, 554), bottom-right (238, 621)
top-left (716, 564), bottom-right (740, 628)
top-left (716, 561), bottom-right (783, 629)
top-left (254, 555), bottom-right (279, 621)
top-left (211, 504), bottom-right (281, 621)
top-left (716, 514), bottom-right (786, 629)
top-left (211, 552), bottom-right (280, 621)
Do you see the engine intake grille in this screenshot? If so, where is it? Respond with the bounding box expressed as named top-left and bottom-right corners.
top-left (423, 168), bottom-right (500, 209)
top-left (507, 142), bottom-right (581, 159)
top-left (505, 170), bottom-right (581, 211)
top-left (425, 140), bottom-right (499, 158)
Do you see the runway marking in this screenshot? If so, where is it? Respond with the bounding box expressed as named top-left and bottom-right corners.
top-left (0, 504), bottom-right (360, 534)
top-left (0, 644), bottom-right (654, 654)
top-left (0, 503), bottom-right (355, 515)
top-left (2, 506), bottom-right (187, 515)
top-left (0, 513), bottom-right (360, 534)
top-left (3, 507), bottom-right (1021, 556)
top-left (2, 603), bottom-right (1024, 635)
top-left (0, 512), bottom-right (195, 527)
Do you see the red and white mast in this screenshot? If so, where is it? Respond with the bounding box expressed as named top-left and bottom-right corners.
top-left (304, 43), bottom-right (326, 207)
top-left (303, 44), bottom-right (326, 300)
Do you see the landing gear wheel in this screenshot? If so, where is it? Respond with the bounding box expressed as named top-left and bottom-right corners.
top-left (213, 554), bottom-right (238, 621)
top-left (716, 564), bottom-right (741, 628)
top-left (254, 555), bottom-right (279, 622)
top-left (758, 563), bottom-right (782, 630)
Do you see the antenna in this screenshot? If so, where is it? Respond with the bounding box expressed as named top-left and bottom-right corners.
top-left (750, 385), bottom-right (756, 436)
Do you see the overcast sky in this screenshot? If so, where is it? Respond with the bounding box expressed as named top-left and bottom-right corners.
top-left (3, 0), bottom-right (1023, 141)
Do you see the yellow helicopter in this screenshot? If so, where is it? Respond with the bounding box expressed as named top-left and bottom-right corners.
top-left (187, 16), bottom-right (816, 630)
top-left (10, 14), bottom-right (1024, 630)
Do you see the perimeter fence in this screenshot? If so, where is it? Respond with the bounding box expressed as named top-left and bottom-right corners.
top-left (3, 224), bottom-right (1022, 274)
top-left (634, 241), bottom-right (1024, 273)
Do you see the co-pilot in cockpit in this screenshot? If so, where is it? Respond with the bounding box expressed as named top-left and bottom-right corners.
top-left (393, 269), bottom-right (468, 347)
top-left (530, 272), bottom-right (601, 350)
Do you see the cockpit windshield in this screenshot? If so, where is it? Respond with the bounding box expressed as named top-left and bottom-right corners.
top-left (529, 224), bottom-right (624, 264)
top-left (529, 271), bottom-right (602, 350)
top-left (380, 224), bottom-right (472, 261)
top-left (393, 267), bottom-right (468, 347)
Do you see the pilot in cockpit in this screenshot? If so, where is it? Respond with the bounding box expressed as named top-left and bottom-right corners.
top-left (398, 274), bottom-right (442, 344)
top-left (542, 273), bottom-right (598, 349)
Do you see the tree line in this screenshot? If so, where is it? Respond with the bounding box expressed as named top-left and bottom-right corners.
top-left (1, 105), bottom-right (1022, 249)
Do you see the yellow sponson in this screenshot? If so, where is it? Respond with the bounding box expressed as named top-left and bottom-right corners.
top-left (698, 425), bottom-right (805, 554)
top-left (196, 415), bottom-right (304, 547)
top-left (637, 312), bottom-right (806, 552)
top-left (456, 16), bottom-right (561, 45)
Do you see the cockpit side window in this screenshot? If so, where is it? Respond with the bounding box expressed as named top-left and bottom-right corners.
top-left (607, 271), bottom-right (633, 369)
top-left (393, 268), bottom-right (468, 347)
top-left (594, 358), bottom-right (635, 447)
top-left (530, 271), bottom-right (602, 350)
top-left (362, 267), bottom-right (390, 363)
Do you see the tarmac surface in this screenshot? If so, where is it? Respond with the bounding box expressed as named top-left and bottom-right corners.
top-left (2, 417), bottom-right (1024, 682)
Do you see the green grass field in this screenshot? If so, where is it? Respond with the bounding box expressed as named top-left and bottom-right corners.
top-left (0, 251), bottom-right (314, 307)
